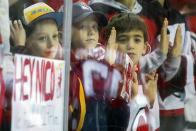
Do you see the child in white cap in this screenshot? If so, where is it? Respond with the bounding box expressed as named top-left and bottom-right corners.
top-left (10, 2), bottom-right (63, 59)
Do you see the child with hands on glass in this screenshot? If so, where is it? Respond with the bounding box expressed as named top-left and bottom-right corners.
top-left (105, 13), bottom-right (182, 130)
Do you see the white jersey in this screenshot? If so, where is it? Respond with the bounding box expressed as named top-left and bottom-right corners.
top-left (127, 84), bottom-right (160, 131)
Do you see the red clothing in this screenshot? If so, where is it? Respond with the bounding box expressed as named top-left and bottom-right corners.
top-left (31, 0), bottom-right (63, 11)
top-left (73, 0), bottom-right (89, 3)
top-left (69, 59), bottom-right (131, 130)
top-left (69, 45), bottom-right (134, 130)
top-left (168, 0), bottom-right (196, 10)
top-left (0, 68), bottom-right (6, 127)
top-left (46, 0), bottom-right (64, 11)
top-left (184, 11), bottom-right (196, 34)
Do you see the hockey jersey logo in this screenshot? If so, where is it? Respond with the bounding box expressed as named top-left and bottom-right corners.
top-left (132, 107), bottom-right (150, 131)
top-left (82, 60), bottom-right (122, 99)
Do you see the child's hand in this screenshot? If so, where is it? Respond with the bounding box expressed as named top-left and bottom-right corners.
top-left (160, 18), bottom-right (170, 55)
top-left (131, 65), bottom-right (138, 99)
top-left (170, 25), bottom-right (182, 57)
top-left (105, 27), bottom-right (118, 65)
top-left (143, 70), bottom-right (158, 108)
top-left (10, 20), bottom-right (26, 47)
top-left (108, 27), bottom-right (118, 49)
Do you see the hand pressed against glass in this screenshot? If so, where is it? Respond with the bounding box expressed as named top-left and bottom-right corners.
top-left (71, 15), bottom-right (99, 49)
top-left (170, 25), bottom-right (182, 57)
top-left (144, 70), bottom-right (158, 108)
top-left (10, 20), bottom-right (26, 46)
top-left (160, 18), bottom-right (182, 57)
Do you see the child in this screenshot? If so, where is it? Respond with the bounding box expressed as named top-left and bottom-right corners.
top-left (4, 2), bottom-right (63, 131)
top-left (71, 1), bottom-right (107, 63)
top-left (10, 2), bottom-right (63, 59)
top-left (105, 13), bottom-right (182, 130)
top-left (69, 2), bottom-right (139, 130)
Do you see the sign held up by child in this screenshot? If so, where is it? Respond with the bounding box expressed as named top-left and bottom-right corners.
top-left (12, 54), bottom-right (65, 131)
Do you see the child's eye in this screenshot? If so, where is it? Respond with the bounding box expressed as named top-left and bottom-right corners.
top-left (53, 34), bottom-right (58, 39)
top-left (117, 37), bottom-right (128, 43)
top-left (80, 25), bottom-right (88, 30)
top-left (38, 36), bottom-right (47, 41)
top-left (134, 38), bottom-right (141, 43)
top-left (92, 25), bottom-right (98, 31)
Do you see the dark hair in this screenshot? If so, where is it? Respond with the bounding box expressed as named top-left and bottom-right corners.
top-left (23, 24), bottom-right (35, 38)
top-left (105, 13), bottom-right (148, 42)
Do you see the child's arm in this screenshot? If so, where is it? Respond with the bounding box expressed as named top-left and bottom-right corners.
top-left (140, 18), bottom-right (169, 73)
top-left (157, 25), bottom-right (186, 100)
top-left (159, 25), bottom-right (182, 82)
top-left (140, 19), bottom-right (182, 75)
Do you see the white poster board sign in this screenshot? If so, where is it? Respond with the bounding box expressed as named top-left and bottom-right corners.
top-left (12, 54), bottom-right (65, 131)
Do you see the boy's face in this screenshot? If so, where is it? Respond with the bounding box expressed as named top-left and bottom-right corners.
top-left (26, 19), bottom-right (61, 59)
top-left (116, 30), bottom-right (147, 65)
top-left (71, 15), bottom-right (99, 49)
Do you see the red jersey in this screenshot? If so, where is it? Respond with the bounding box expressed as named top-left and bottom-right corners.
top-left (69, 59), bottom-right (131, 130)
top-left (184, 12), bottom-right (196, 34)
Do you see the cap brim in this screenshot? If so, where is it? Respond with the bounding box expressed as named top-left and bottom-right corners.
top-left (88, 1), bottom-right (122, 14)
top-left (72, 11), bottom-right (108, 28)
top-left (28, 12), bottom-right (63, 27)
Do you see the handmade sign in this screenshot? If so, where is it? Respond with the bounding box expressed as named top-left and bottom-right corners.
top-left (12, 54), bottom-right (65, 131)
